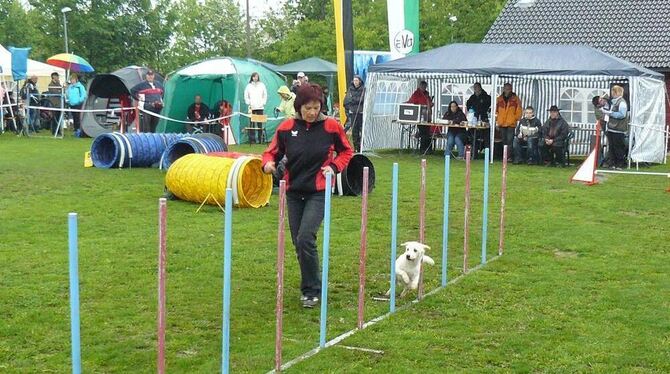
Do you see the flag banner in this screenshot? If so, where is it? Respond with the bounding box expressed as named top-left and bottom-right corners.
top-left (387, 0), bottom-right (419, 58)
top-left (9, 47), bottom-right (31, 81)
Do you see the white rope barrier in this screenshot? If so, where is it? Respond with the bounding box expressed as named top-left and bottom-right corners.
top-left (1, 102), bottom-right (287, 126)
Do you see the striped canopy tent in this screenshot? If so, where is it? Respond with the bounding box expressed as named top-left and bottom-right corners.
top-left (364, 43), bottom-right (667, 164)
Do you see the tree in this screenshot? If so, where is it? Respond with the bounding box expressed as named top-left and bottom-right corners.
top-left (165, 0), bottom-right (250, 72)
top-left (0, 0), bottom-right (45, 54)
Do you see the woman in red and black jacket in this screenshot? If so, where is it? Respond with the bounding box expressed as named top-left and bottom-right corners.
top-left (262, 83), bottom-right (353, 308)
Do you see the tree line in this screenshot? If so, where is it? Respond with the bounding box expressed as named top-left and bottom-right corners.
top-left (0, 0), bottom-right (505, 76)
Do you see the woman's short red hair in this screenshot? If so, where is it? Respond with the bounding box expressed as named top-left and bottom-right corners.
top-left (294, 83), bottom-right (324, 113)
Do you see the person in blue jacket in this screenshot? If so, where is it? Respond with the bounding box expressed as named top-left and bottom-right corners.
top-left (66, 74), bottom-right (87, 137)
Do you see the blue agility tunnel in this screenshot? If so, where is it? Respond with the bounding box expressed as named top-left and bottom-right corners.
top-left (160, 133), bottom-right (228, 170)
top-left (90, 133), bottom-right (186, 168)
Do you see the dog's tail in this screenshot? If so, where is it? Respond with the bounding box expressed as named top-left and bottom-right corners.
top-left (422, 255), bottom-right (435, 266)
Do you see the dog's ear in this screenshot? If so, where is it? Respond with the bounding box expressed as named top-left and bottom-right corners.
top-left (421, 243), bottom-right (431, 251)
top-left (400, 242), bottom-right (409, 247)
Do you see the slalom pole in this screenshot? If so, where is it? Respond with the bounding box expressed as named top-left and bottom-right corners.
top-left (319, 172), bottom-right (333, 348)
top-left (463, 148), bottom-right (472, 273)
top-left (157, 199), bottom-right (167, 374)
top-left (68, 213), bottom-right (81, 374)
top-left (481, 148), bottom-right (490, 265)
top-left (274, 181), bottom-right (287, 372)
top-left (417, 159), bottom-right (427, 300)
top-left (441, 154), bottom-right (451, 286)
top-left (134, 105), bottom-right (140, 134)
top-left (498, 145), bottom-right (509, 256)
top-left (221, 188), bottom-right (233, 374)
top-left (357, 167), bottom-right (369, 330)
top-left (390, 163), bottom-right (399, 313)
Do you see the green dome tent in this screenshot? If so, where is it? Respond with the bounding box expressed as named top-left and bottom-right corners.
top-left (157, 57), bottom-right (285, 144)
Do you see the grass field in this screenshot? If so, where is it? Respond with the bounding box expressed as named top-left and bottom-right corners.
top-left (1, 132), bottom-right (669, 373)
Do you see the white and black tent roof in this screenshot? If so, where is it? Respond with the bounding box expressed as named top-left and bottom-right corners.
top-left (369, 43), bottom-right (662, 78)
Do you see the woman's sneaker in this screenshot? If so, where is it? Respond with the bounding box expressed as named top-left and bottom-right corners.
top-left (302, 296), bottom-right (319, 308)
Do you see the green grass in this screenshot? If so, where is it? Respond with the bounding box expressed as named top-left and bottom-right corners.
top-left (0, 132), bottom-right (668, 373)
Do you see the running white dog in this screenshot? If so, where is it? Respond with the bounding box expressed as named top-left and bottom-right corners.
top-left (386, 241), bottom-right (435, 298)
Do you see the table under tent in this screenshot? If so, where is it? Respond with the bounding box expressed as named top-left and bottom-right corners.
top-left (363, 43), bottom-right (667, 164)
top-left (81, 66), bottom-right (163, 138)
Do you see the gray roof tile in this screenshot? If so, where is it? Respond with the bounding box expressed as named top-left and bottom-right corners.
top-left (483, 0), bottom-right (670, 70)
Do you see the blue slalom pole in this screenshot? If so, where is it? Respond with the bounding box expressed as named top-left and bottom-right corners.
top-left (441, 155), bottom-right (451, 287)
top-left (390, 163), bottom-right (399, 313)
top-left (68, 213), bottom-right (81, 374)
top-left (481, 148), bottom-right (490, 265)
top-left (222, 189), bottom-right (233, 374)
top-left (319, 172), bottom-right (332, 348)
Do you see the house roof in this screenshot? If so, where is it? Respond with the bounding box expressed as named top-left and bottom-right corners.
top-left (483, 0), bottom-right (670, 71)
top-left (368, 43), bottom-right (662, 78)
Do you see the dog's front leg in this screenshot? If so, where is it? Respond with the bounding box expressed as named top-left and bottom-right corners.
top-left (397, 269), bottom-right (410, 285)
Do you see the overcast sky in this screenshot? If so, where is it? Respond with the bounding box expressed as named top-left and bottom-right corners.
top-left (241, 0), bottom-right (285, 17)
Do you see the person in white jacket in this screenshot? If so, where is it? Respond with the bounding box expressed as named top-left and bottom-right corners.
top-left (244, 72), bottom-right (267, 143)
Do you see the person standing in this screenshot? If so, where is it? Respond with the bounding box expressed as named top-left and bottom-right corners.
top-left (539, 105), bottom-right (570, 166)
top-left (291, 72), bottom-right (307, 94)
top-left (20, 75), bottom-right (40, 132)
top-left (406, 80), bottom-right (435, 154)
top-left (513, 106), bottom-right (542, 164)
top-left (466, 82), bottom-right (491, 122)
top-left (274, 85), bottom-right (296, 118)
top-left (47, 72), bottom-right (63, 109)
top-left (600, 85), bottom-right (628, 169)
top-left (495, 82), bottom-right (523, 159)
top-left (65, 74), bottom-right (87, 137)
top-left (244, 72), bottom-right (267, 143)
top-left (262, 83), bottom-right (353, 308)
top-left (343, 75), bottom-right (365, 152)
top-left (130, 70), bottom-right (164, 133)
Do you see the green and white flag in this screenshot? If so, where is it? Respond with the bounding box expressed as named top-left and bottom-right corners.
top-left (387, 0), bottom-right (420, 58)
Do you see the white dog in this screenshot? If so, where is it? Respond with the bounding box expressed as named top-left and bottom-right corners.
top-left (386, 241), bottom-right (435, 298)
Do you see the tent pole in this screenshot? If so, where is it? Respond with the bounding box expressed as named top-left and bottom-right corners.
top-left (327, 74), bottom-right (334, 116)
top-left (491, 74), bottom-right (498, 163)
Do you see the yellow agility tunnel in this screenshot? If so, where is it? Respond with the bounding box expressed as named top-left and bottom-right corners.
top-left (165, 153), bottom-right (272, 208)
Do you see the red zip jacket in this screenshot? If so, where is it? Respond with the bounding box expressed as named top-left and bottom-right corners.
top-left (263, 113), bottom-right (353, 193)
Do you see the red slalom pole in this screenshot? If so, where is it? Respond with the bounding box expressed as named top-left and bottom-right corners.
top-left (275, 180), bottom-right (287, 372)
top-left (498, 145), bottom-right (509, 256)
top-left (417, 159), bottom-right (427, 300)
top-left (463, 148), bottom-right (472, 273)
top-left (157, 198), bottom-right (167, 374)
top-left (357, 167), bottom-right (369, 330)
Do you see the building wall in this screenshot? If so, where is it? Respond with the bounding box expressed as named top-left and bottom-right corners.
top-left (666, 74), bottom-right (670, 150)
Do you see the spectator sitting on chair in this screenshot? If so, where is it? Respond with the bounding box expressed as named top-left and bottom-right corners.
top-left (442, 101), bottom-right (467, 159)
top-left (466, 82), bottom-right (491, 122)
top-left (495, 82), bottom-right (523, 160)
top-left (406, 80), bottom-right (434, 154)
top-left (186, 94), bottom-right (210, 133)
top-left (539, 105), bottom-right (569, 167)
top-left (213, 100), bottom-right (233, 140)
top-left (513, 106), bottom-right (542, 165)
